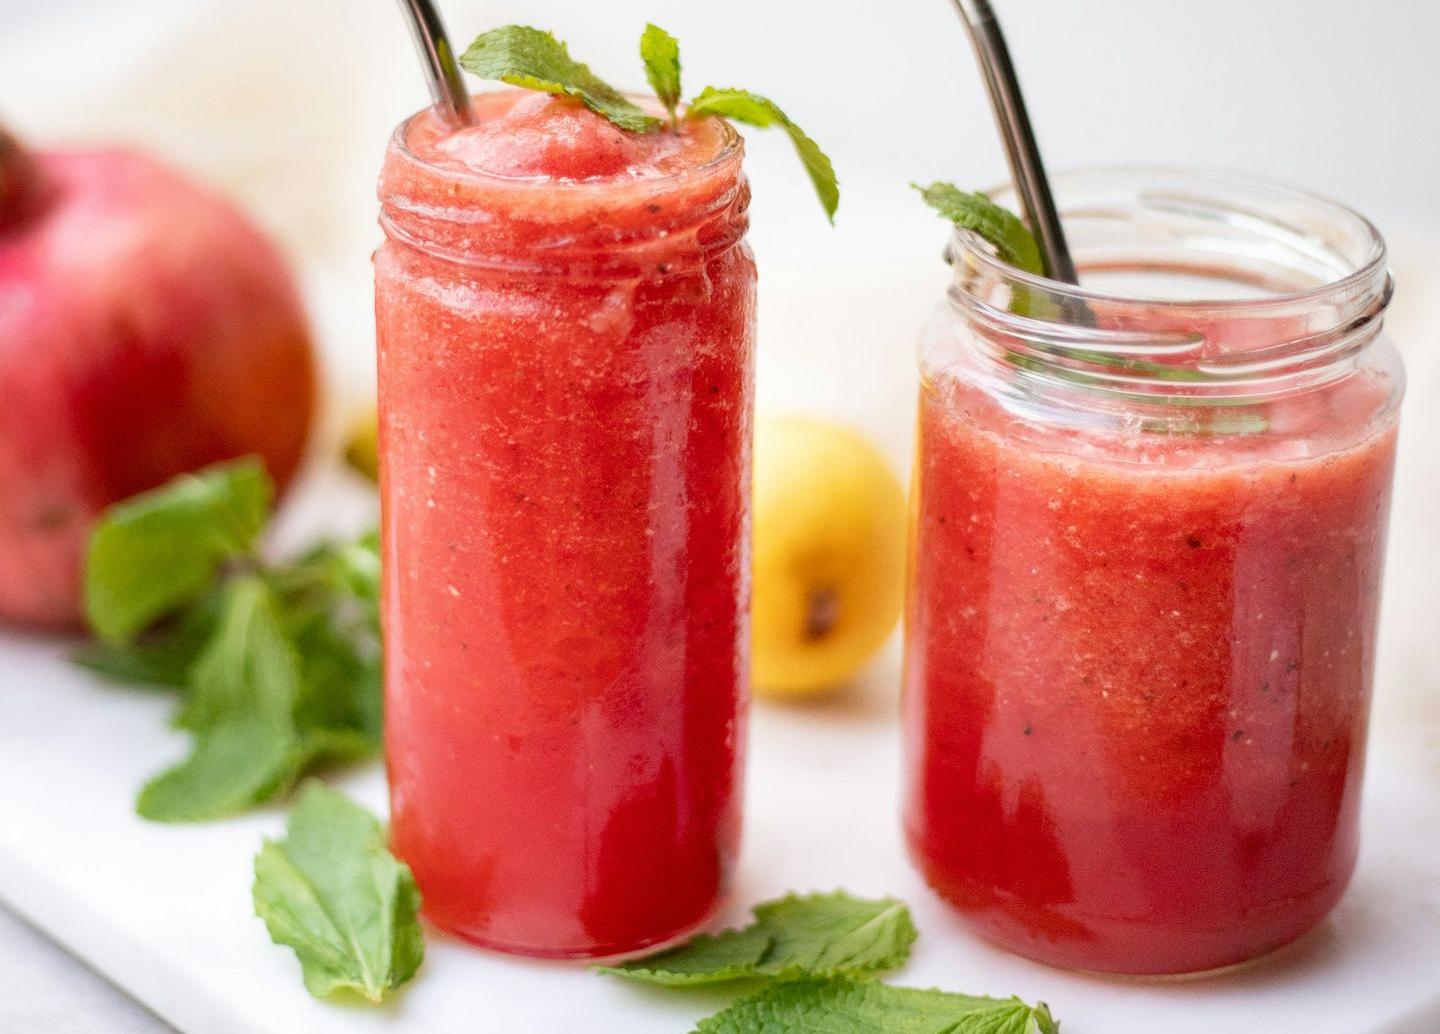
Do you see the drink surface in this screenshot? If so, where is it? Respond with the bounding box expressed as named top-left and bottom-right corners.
top-left (376, 89), bottom-right (754, 957)
top-left (405, 90), bottom-right (728, 181)
top-left (904, 317), bottom-right (1400, 974)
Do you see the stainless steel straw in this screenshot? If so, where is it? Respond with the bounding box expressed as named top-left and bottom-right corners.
top-left (396, 0), bottom-right (476, 127)
top-left (949, 0), bottom-right (1078, 284)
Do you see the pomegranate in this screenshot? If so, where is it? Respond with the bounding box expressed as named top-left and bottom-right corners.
top-left (0, 128), bottom-right (316, 629)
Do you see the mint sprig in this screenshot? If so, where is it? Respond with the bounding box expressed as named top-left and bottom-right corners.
top-left (693, 978), bottom-right (1059, 1034)
top-left (84, 458), bottom-right (270, 642)
top-left (137, 576), bottom-right (305, 821)
top-left (78, 458), bottom-right (383, 822)
top-left (599, 890), bottom-right (916, 986)
top-left (458, 24), bottom-right (839, 221)
top-left (276, 534), bottom-right (384, 743)
top-left (639, 23), bottom-right (682, 124)
top-left (73, 593), bottom-right (219, 688)
top-left (913, 182), bottom-right (1044, 276)
top-left (689, 88), bottom-right (839, 222)
top-left (253, 782), bottom-right (424, 1002)
top-left (460, 26), bottom-right (659, 132)
top-left (601, 890), bottom-right (1058, 1032)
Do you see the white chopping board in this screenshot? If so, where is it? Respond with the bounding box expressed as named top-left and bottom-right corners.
top-left (0, 467), bottom-right (1439, 1034)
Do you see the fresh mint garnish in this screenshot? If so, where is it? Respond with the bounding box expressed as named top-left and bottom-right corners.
top-left (72, 594), bottom-right (218, 688)
top-left (253, 782), bottom-right (424, 1003)
top-left (692, 978), bottom-right (1059, 1034)
top-left (71, 638), bottom-right (193, 687)
top-left (639, 23), bottom-right (682, 124)
top-left (458, 24), bottom-right (839, 221)
top-left (84, 458), bottom-right (270, 643)
top-left (689, 88), bottom-right (839, 222)
top-left (914, 182), bottom-right (1044, 276)
top-left (138, 576), bottom-right (308, 822)
top-left (275, 534), bottom-right (384, 743)
top-left (602, 891), bottom-right (1058, 1033)
top-left (599, 890), bottom-right (916, 986)
top-left (78, 458), bottom-right (383, 821)
top-left (460, 26), bottom-right (660, 132)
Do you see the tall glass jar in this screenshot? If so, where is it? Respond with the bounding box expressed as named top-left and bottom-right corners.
top-left (902, 168), bottom-right (1402, 975)
top-left (375, 90), bottom-right (755, 958)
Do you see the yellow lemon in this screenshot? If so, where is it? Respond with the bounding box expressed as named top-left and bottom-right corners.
top-left (344, 407), bottom-right (379, 482)
top-left (751, 415), bottom-right (907, 698)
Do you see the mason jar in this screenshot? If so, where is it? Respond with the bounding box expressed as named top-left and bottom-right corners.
top-left (375, 90), bottom-right (754, 958)
top-left (902, 168), bottom-right (1403, 975)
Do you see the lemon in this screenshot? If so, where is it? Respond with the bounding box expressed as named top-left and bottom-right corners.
top-left (751, 415), bottom-right (907, 698)
top-left (344, 407), bottom-right (379, 482)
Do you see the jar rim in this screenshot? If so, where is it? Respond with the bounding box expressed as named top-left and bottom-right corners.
top-left (379, 91), bottom-right (750, 276)
top-left (390, 91), bottom-right (746, 198)
top-left (940, 166), bottom-right (1396, 408)
top-left (951, 165), bottom-right (1388, 312)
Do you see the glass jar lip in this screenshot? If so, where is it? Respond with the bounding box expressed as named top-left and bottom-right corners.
top-left (380, 90), bottom-right (751, 275)
top-left (940, 166), bottom-right (1398, 408)
top-left (390, 90), bottom-right (746, 197)
top-left (951, 164), bottom-right (1388, 312)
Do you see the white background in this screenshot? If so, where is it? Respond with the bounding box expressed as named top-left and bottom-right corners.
top-left (4, 0), bottom-right (1439, 224)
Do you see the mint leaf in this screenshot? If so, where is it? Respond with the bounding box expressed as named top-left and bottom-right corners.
top-left (913, 182), bottom-right (1043, 276)
top-left (291, 616), bottom-right (382, 746)
top-left (137, 576), bottom-right (304, 821)
top-left (600, 891), bottom-right (916, 986)
top-left (601, 925), bottom-right (772, 986)
top-left (77, 461), bottom-right (383, 822)
top-left (174, 576), bottom-right (300, 731)
top-left (84, 458), bottom-right (271, 643)
top-left (687, 87), bottom-right (838, 222)
top-left (253, 783), bottom-right (424, 1002)
top-left (275, 535), bottom-right (383, 744)
top-left (455, 25), bottom-right (839, 223)
top-left (460, 26), bottom-right (659, 133)
top-left (71, 600), bottom-right (216, 688)
top-left (138, 712), bottom-right (301, 823)
top-left (744, 893), bottom-right (916, 978)
top-left (134, 555), bottom-right (386, 822)
top-left (693, 978), bottom-right (1060, 1034)
top-left (640, 24), bottom-right (682, 122)
top-left (72, 638), bottom-right (195, 688)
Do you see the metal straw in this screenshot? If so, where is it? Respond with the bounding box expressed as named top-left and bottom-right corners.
top-left (949, 0), bottom-right (1078, 284)
top-left (396, 0), bottom-right (475, 127)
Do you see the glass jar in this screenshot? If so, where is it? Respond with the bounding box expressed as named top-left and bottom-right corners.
top-left (902, 168), bottom-right (1403, 975)
top-left (375, 91), bottom-right (755, 958)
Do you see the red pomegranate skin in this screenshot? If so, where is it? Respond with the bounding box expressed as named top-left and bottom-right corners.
top-left (0, 144), bottom-right (316, 629)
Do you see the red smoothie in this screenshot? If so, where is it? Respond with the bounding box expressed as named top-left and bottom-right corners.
top-left (902, 176), bottom-right (1402, 974)
top-left (375, 90), bottom-right (754, 957)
